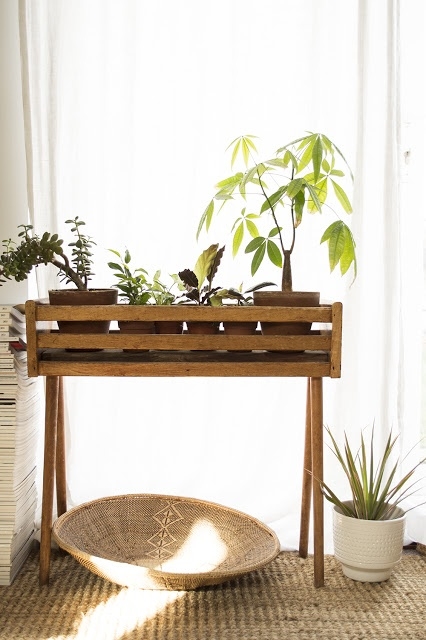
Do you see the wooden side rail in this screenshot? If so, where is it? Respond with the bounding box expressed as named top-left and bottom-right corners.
top-left (24, 299), bottom-right (343, 589)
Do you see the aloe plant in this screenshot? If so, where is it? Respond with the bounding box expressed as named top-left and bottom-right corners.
top-left (321, 426), bottom-right (426, 520)
top-left (0, 217), bottom-right (96, 291)
top-left (197, 133), bottom-right (356, 292)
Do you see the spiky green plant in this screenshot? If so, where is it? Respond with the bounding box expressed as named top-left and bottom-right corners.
top-left (321, 426), bottom-right (426, 520)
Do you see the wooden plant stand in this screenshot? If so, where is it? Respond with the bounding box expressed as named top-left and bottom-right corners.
top-left (24, 301), bottom-right (343, 588)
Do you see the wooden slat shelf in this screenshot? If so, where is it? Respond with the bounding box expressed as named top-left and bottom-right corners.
top-left (24, 299), bottom-right (343, 589)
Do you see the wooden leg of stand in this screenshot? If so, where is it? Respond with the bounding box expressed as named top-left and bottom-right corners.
top-left (299, 378), bottom-right (312, 558)
top-left (56, 377), bottom-right (67, 518)
top-left (310, 377), bottom-right (324, 587)
top-left (39, 376), bottom-right (59, 586)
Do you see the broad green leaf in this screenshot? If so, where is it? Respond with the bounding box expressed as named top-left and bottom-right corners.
top-left (320, 221), bottom-right (346, 271)
top-left (245, 236), bottom-right (265, 253)
top-left (331, 169), bottom-right (345, 177)
top-left (268, 226), bottom-right (282, 237)
top-left (331, 179), bottom-right (353, 213)
top-left (260, 185), bottom-right (287, 213)
top-left (246, 219), bottom-right (259, 238)
top-left (305, 183), bottom-right (322, 212)
top-left (215, 172), bottom-right (244, 191)
top-left (196, 199), bottom-right (215, 239)
top-left (322, 158), bottom-right (330, 174)
top-left (266, 240), bottom-right (282, 268)
top-left (296, 138), bottom-right (315, 173)
top-left (193, 243), bottom-right (219, 286)
top-left (231, 138), bottom-right (241, 168)
top-left (294, 190), bottom-right (305, 225)
top-left (232, 222), bottom-right (244, 257)
top-left (339, 225), bottom-right (357, 275)
top-left (287, 178), bottom-right (305, 200)
top-left (312, 136), bottom-right (323, 183)
top-left (250, 243), bottom-right (266, 276)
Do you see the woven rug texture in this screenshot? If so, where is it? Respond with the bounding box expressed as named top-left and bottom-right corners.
top-left (0, 545), bottom-right (425, 640)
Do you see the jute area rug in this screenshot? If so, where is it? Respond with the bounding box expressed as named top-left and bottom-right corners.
top-left (1, 545), bottom-right (425, 640)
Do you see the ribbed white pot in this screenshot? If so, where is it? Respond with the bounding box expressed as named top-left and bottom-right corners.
top-left (333, 502), bottom-right (406, 582)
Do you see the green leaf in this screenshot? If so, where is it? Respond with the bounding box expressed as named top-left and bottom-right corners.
top-left (260, 186), bottom-right (287, 213)
top-left (331, 179), bottom-right (353, 213)
top-left (266, 240), bottom-right (282, 268)
top-left (232, 222), bottom-right (244, 257)
top-left (294, 190), bottom-right (305, 225)
top-left (193, 244), bottom-right (220, 287)
top-left (231, 138), bottom-right (241, 168)
top-left (312, 136), bottom-right (323, 183)
top-left (286, 178), bottom-right (305, 200)
top-left (320, 221), bottom-right (349, 272)
top-left (296, 138), bottom-right (315, 173)
top-left (245, 236), bottom-right (264, 253)
top-left (196, 199), bottom-right (215, 239)
top-left (246, 219), bottom-right (259, 238)
top-left (250, 243), bottom-right (266, 276)
top-left (305, 183), bottom-right (322, 212)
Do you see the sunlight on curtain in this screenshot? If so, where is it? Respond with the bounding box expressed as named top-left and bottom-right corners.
top-left (18, 0), bottom-right (421, 553)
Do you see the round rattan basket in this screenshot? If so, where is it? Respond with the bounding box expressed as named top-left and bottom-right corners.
top-left (52, 493), bottom-right (280, 590)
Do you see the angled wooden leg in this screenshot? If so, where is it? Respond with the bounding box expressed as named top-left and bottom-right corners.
top-left (299, 378), bottom-right (312, 558)
top-left (310, 377), bottom-right (324, 587)
top-left (56, 377), bottom-right (67, 518)
top-left (39, 375), bottom-right (59, 586)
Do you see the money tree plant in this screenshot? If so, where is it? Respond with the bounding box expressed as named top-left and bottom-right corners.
top-left (197, 132), bottom-right (356, 292)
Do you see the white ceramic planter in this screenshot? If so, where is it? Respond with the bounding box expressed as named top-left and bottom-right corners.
top-left (333, 502), bottom-right (406, 582)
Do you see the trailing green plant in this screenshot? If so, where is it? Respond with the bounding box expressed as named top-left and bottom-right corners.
top-left (177, 243), bottom-right (225, 305)
top-left (0, 217), bottom-right (95, 291)
top-left (151, 271), bottom-right (179, 305)
top-left (108, 248), bottom-right (152, 305)
top-left (197, 132), bottom-right (356, 292)
top-left (210, 281), bottom-right (276, 306)
top-left (320, 426), bottom-right (426, 520)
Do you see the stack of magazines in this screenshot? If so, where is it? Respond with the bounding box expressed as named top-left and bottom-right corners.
top-left (0, 304), bottom-right (41, 585)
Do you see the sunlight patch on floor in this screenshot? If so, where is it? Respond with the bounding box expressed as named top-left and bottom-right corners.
top-left (69, 587), bottom-right (186, 640)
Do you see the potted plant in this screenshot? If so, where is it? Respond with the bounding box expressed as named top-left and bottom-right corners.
top-left (320, 426), bottom-right (426, 582)
top-left (108, 248), bottom-right (155, 345)
top-left (0, 217), bottom-right (117, 334)
top-left (209, 281), bottom-right (276, 339)
top-left (151, 271), bottom-right (183, 334)
top-left (197, 132), bottom-right (356, 333)
top-left (177, 243), bottom-right (225, 334)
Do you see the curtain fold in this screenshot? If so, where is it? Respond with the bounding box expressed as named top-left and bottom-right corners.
top-left (18, 0), bottom-right (421, 553)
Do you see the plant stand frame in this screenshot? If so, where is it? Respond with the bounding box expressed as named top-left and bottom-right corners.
top-left (24, 300), bottom-right (343, 588)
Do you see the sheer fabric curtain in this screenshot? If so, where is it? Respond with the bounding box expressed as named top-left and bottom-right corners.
top-left (19, 0), bottom-right (418, 553)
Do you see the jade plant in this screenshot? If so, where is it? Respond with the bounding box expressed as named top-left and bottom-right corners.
top-left (0, 217), bottom-right (96, 291)
top-left (197, 132), bottom-right (356, 291)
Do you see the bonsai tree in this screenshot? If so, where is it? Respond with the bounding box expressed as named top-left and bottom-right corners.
top-left (197, 132), bottom-right (356, 292)
top-left (0, 217), bottom-right (95, 291)
top-left (177, 243), bottom-right (225, 305)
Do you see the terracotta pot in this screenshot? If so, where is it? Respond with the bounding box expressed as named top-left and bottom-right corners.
top-left (48, 289), bottom-right (118, 335)
top-left (222, 320), bottom-right (258, 352)
top-left (118, 320), bottom-right (155, 352)
top-left (253, 290), bottom-right (320, 335)
top-left (186, 322), bottom-right (220, 335)
top-left (154, 321), bottom-right (183, 335)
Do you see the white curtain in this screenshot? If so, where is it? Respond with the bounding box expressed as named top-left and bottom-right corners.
top-left (18, 0), bottom-right (423, 553)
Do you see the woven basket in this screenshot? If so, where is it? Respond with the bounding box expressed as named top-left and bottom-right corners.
top-left (52, 493), bottom-right (280, 590)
